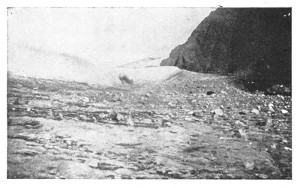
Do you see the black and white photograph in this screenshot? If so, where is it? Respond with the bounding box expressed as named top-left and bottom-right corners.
top-left (3, 0), bottom-right (295, 182)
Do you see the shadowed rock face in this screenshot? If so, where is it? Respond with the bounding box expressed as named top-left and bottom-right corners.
top-left (161, 8), bottom-right (291, 91)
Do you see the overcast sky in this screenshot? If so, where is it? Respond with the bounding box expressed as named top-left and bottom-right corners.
top-left (8, 8), bottom-right (215, 67)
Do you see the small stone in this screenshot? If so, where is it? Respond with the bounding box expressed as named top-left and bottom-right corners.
top-left (161, 118), bottom-right (169, 124)
top-left (13, 98), bottom-right (21, 105)
top-left (284, 147), bottom-right (292, 151)
top-left (184, 117), bottom-right (193, 121)
top-left (258, 174), bottom-right (269, 179)
top-left (140, 119), bottom-right (152, 124)
top-left (58, 113), bottom-right (63, 120)
top-left (63, 139), bottom-right (72, 146)
top-left (44, 144), bottom-right (53, 149)
top-left (82, 97), bottom-right (90, 103)
top-left (239, 109), bottom-right (249, 115)
top-left (187, 111), bottom-right (194, 115)
top-left (98, 113), bottom-right (107, 119)
top-left (244, 161), bottom-right (255, 170)
top-left (206, 91), bottom-right (215, 95)
top-left (13, 133), bottom-right (37, 141)
top-left (221, 91), bottom-right (227, 95)
top-left (153, 118), bottom-right (162, 125)
top-left (238, 129), bottom-right (247, 137)
top-left (168, 102), bottom-right (176, 108)
top-left (125, 118), bottom-right (134, 126)
top-left (211, 109), bottom-right (224, 116)
top-left (192, 111), bottom-right (202, 117)
top-left (58, 176), bottom-right (66, 179)
top-left (115, 168), bottom-right (132, 176)
top-left (25, 142), bottom-right (42, 147)
top-left (235, 120), bottom-right (247, 127)
top-left (281, 109), bottom-right (288, 114)
top-left (87, 159), bottom-right (100, 168)
top-left (92, 102), bottom-right (107, 108)
top-left (79, 115), bottom-right (88, 121)
top-left (251, 109), bottom-right (260, 115)
top-left (265, 118), bottom-right (273, 127)
top-left (24, 124), bottom-right (41, 129)
top-left (191, 99), bottom-right (197, 103)
top-left (111, 112), bottom-right (124, 121)
top-left (271, 143), bottom-right (277, 149)
top-left (14, 149), bottom-right (40, 156)
top-left (162, 122), bottom-right (172, 127)
top-left (157, 167), bottom-right (168, 175)
top-left (268, 103), bottom-right (275, 112)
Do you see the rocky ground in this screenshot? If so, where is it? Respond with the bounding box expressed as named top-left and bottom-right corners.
top-left (7, 71), bottom-right (292, 179)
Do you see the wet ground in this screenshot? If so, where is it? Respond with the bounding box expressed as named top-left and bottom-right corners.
top-left (7, 72), bottom-right (292, 179)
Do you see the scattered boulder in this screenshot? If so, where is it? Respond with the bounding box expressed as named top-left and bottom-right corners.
top-left (161, 118), bottom-right (172, 127)
top-left (265, 118), bottom-right (273, 127)
top-left (234, 120), bottom-right (247, 127)
top-left (238, 129), bottom-right (247, 138)
top-left (79, 114), bottom-right (88, 121)
top-left (82, 97), bottom-right (90, 103)
top-left (24, 123), bottom-right (42, 129)
top-left (244, 161), bottom-right (255, 170)
top-left (268, 103), bottom-right (275, 112)
top-left (87, 159), bottom-right (100, 168)
top-left (28, 100), bottom-right (52, 108)
top-left (232, 128), bottom-right (247, 139)
top-left (192, 111), bottom-right (202, 118)
top-left (184, 117), bottom-right (194, 121)
top-left (140, 119), bottom-right (152, 124)
top-left (13, 97), bottom-right (21, 105)
top-left (115, 168), bottom-right (132, 176)
top-left (206, 91), bottom-right (216, 95)
top-left (92, 102), bottom-right (107, 108)
top-left (125, 118), bottom-right (134, 126)
top-left (168, 102), bottom-right (176, 108)
top-left (98, 113), bottom-right (109, 119)
top-left (111, 112), bottom-right (124, 122)
top-left (14, 149), bottom-right (40, 156)
top-left (162, 122), bottom-right (172, 127)
top-left (55, 113), bottom-right (63, 120)
top-left (257, 174), bottom-right (269, 179)
top-left (239, 109), bottom-right (249, 115)
top-left (211, 108), bottom-right (224, 117)
top-left (251, 108), bottom-right (260, 115)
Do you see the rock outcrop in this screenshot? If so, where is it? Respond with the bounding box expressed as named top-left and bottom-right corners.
top-left (161, 8), bottom-right (291, 91)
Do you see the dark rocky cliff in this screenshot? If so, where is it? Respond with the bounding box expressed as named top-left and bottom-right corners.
top-left (161, 8), bottom-right (291, 92)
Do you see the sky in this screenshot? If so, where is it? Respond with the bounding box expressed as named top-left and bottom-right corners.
top-left (8, 8), bottom-right (215, 68)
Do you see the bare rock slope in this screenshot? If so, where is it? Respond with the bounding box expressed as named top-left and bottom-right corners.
top-left (161, 8), bottom-right (291, 92)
